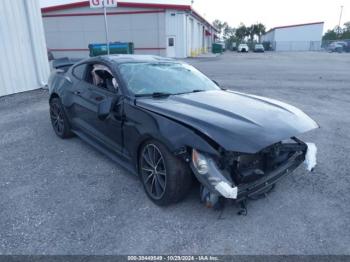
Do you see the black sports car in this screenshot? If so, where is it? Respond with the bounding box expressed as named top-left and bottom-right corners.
top-left (48, 55), bottom-right (318, 208)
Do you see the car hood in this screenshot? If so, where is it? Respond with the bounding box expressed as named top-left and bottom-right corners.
top-left (136, 90), bottom-right (319, 153)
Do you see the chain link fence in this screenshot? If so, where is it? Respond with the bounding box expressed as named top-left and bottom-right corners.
top-left (261, 40), bottom-right (350, 52)
top-left (261, 41), bottom-right (321, 51)
top-left (227, 40), bottom-right (350, 52)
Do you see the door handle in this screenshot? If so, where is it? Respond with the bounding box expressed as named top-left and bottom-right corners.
top-left (73, 91), bottom-right (81, 95)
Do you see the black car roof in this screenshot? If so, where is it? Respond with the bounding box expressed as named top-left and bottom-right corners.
top-left (99, 55), bottom-right (175, 64)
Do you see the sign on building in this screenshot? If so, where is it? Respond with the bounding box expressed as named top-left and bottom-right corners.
top-left (89, 0), bottom-right (117, 8)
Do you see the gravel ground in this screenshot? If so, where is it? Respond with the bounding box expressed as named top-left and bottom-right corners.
top-left (0, 52), bottom-right (349, 255)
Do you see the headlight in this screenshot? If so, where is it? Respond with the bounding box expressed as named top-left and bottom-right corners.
top-left (192, 149), bottom-right (209, 175)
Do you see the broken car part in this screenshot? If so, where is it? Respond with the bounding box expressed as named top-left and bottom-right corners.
top-left (48, 55), bottom-right (319, 208)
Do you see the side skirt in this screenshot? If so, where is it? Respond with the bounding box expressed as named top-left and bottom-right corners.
top-left (72, 129), bottom-right (138, 176)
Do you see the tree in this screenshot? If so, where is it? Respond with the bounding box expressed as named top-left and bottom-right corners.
top-left (223, 26), bottom-right (237, 49)
top-left (342, 22), bottom-right (350, 39)
top-left (322, 29), bottom-right (338, 41)
top-left (322, 22), bottom-right (350, 41)
top-left (235, 23), bottom-right (248, 41)
top-left (213, 19), bottom-right (228, 39)
top-left (211, 20), bottom-right (267, 45)
top-left (223, 25), bottom-right (235, 40)
top-left (244, 23), bottom-right (266, 43)
top-left (334, 25), bottom-right (343, 35)
top-left (255, 23), bottom-right (266, 42)
top-left (246, 25), bottom-right (255, 42)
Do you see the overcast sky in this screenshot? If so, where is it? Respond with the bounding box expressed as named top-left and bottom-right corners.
top-left (40, 0), bottom-right (349, 32)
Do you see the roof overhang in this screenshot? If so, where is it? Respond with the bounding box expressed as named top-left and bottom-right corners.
top-left (41, 1), bottom-right (190, 12)
top-left (41, 1), bottom-right (218, 31)
top-left (264, 21), bottom-right (324, 34)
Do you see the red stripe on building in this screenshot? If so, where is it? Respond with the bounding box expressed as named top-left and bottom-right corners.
top-left (40, 1), bottom-right (218, 31)
top-left (116, 2), bottom-right (190, 10)
top-left (49, 48), bottom-right (89, 51)
top-left (135, 48), bottom-right (166, 50)
top-left (43, 10), bottom-right (165, 18)
top-left (49, 48), bottom-right (166, 51)
top-left (266, 22), bottom-right (325, 33)
top-left (41, 1), bottom-right (190, 13)
top-left (41, 1), bottom-right (89, 13)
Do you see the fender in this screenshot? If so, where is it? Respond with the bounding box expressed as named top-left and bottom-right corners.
top-left (123, 103), bottom-right (220, 170)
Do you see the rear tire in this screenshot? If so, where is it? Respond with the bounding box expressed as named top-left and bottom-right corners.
top-left (139, 139), bottom-right (192, 206)
top-left (49, 97), bottom-right (74, 139)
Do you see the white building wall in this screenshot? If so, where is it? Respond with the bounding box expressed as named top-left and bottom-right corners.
top-left (43, 4), bottom-right (216, 59)
top-left (274, 23), bottom-right (324, 42)
top-left (43, 6), bottom-right (166, 58)
top-left (261, 30), bottom-right (275, 42)
top-left (0, 0), bottom-right (50, 97)
top-left (165, 11), bottom-right (212, 58)
top-left (186, 15), bottom-right (211, 57)
top-left (165, 10), bottom-right (187, 58)
top-left (193, 21), bottom-right (201, 55)
top-left (187, 17), bottom-right (194, 57)
top-left (262, 23), bottom-right (324, 51)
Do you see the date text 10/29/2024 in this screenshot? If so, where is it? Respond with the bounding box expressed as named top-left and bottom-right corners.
top-left (127, 256), bottom-right (220, 261)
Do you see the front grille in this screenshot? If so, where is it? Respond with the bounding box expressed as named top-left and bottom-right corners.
top-left (230, 141), bottom-right (305, 184)
top-left (235, 154), bottom-right (266, 183)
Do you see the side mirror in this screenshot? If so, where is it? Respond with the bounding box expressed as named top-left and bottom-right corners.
top-left (97, 97), bottom-right (114, 120)
top-left (212, 80), bottom-right (220, 86)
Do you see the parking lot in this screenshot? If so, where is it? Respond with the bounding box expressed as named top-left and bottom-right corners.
top-left (0, 51), bottom-right (349, 255)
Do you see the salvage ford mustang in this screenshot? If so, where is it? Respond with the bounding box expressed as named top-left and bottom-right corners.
top-left (48, 55), bottom-right (318, 208)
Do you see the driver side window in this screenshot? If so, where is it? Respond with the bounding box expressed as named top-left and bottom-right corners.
top-left (85, 64), bottom-right (119, 93)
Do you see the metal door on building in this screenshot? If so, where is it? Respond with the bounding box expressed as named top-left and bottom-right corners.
top-left (166, 36), bottom-right (176, 57)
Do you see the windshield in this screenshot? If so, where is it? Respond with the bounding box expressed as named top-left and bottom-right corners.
top-left (119, 62), bottom-right (220, 96)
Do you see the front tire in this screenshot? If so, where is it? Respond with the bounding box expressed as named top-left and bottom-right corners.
top-left (49, 97), bottom-right (74, 139)
top-left (139, 140), bottom-right (192, 206)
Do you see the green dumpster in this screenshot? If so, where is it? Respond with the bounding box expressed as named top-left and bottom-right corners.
top-left (89, 42), bottom-right (134, 56)
top-left (212, 43), bottom-right (223, 54)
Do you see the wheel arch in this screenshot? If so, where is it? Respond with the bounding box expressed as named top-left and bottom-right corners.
top-left (49, 92), bottom-right (59, 102)
top-left (134, 133), bottom-right (177, 175)
top-left (124, 105), bottom-right (220, 175)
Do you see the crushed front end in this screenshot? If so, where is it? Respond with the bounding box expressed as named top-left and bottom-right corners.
top-left (190, 137), bottom-right (316, 207)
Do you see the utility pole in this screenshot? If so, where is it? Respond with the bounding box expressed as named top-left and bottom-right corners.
top-left (89, 0), bottom-right (117, 55)
top-left (338, 5), bottom-right (344, 36)
top-left (103, 0), bottom-right (110, 55)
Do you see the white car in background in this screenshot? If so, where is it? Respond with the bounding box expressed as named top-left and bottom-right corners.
top-left (237, 44), bottom-right (249, 52)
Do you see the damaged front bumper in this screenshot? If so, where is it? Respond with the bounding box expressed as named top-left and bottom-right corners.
top-left (191, 140), bottom-right (316, 203)
top-left (191, 156), bottom-right (239, 199)
top-left (236, 151), bottom-right (304, 202)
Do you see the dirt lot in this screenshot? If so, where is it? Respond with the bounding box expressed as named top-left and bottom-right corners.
top-left (0, 52), bottom-right (349, 255)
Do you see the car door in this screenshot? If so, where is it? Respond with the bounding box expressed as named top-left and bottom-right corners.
top-left (73, 63), bottom-right (124, 155)
top-left (66, 63), bottom-right (88, 122)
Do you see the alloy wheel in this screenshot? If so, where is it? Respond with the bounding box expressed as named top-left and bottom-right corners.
top-left (50, 102), bottom-right (65, 135)
top-left (141, 144), bottom-right (167, 199)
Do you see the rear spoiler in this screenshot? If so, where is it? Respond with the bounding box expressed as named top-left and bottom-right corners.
top-left (52, 57), bottom-right (83, 72)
